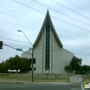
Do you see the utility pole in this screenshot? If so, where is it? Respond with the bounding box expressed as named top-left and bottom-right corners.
top-left (18, 30), bottom-right (34, 82)
top-left (32, 47), bottom-right (34, 81)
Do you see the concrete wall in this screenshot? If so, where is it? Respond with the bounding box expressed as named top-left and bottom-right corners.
top-left (70, 75), bottom-right (82, 83)
top-left (21, 28), bottom-right (74, 74)
top-left (34, 28), bottom-right (45, 73)
top-left (50, 29), bottom-right (74, 74)
top-left (21, 49), bottom-right (32, 59)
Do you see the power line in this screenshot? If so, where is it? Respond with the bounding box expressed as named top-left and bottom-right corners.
top-left (1, 18), bottom-right (89, 40)
top-left (0, 28), bottom-right (90, 44)
top-left (2, 37), bottom-right (89, 53)
top-left (52, 15), bottom-right (90, 32)
top-left (0, 0), bottom-right (90, 33)
top-left (0, 30), bottom-right (36, 39)
top-left (3, 43), bottom-right (32, 55)
top-left (1, 31), bottom-right (90, 44)
top-left (0, 1), bottom-right (89, 45)
top-left (31, 0), bottom-right (90, 32)
top-left (2, 15), bottom-right (88, 42)
top-left (13, 0), bottom-right (45, 14)
top-left (52, 0), bottom-right (90, 20)
top-left (1, 0), bottom-right (90, 32)
top-left (0, 26), bottom-right (89, 42)
top-left (0, 5), bottom-right (42, 22)
top-left (0, 11), bottom-right (41, 25)
top-left (0, 30), bottom-right (89, 54)
top-left (4, 42), bottom-right (30, 47)
top-left (34, 0), bottom-right (90, 26)
top-left (58, 34), bottom-right (90, 44)
top-left (0, 1), bottom-right (89, 60)
top-left (0, 30), bottom-right (26, 37)
top-left (37, 44), bottom-right (89, 53)
top-left (6, 43), bottom-right (86, 56)
top-left (3, 41), bottom-right (90, 56)
top-left (56, 27), bottom-right (87, 37)
top-left (5, 44), bottom-right (30, 49)
top-left (22, 45), bottom-right (90, 56)
top-left (0, 18), bottom-right (37, 30)
top-left (0, 0), bottom-right (90, 34)
top-left (0, 37), bottom-right (30, 44)
top-left (66, 0), bottom-right (90, 14)
top-left (0, 25), bottom-right (89, 42)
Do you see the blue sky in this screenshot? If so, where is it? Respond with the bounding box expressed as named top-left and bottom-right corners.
top-left (0, 0), bottom-right (90, 65)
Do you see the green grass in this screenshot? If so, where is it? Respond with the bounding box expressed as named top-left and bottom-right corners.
top-left (0, 76), bottom-right (30, 82)
top-left (82, 74), bottom-right (90, 82)
top-left (0, 76), bottom-right (69, 82)
top-left (0, 73), bottom-right (90, 83)
top-left (83, 77), bottom-right (90, 82)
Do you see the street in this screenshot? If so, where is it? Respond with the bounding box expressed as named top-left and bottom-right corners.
top-left (0, 81), bottom-right (84, 90)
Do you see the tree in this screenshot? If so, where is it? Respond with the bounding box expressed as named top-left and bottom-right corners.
top-left (65, 56), bottom-right (82, 73)
top-left (0, 55), bottom-right (31, 73)
top-left (82, 65), bottom-right (90, 74)
top-left (0, 62), bottom-right (6, 73)
top-left (65, 65), bottom-right (72, 71)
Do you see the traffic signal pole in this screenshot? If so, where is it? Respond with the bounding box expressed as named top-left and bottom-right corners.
top-left (0, 41), bottom-right (34, 82)
top-left (18, 30), bottom-right (34, 82)
top-left (32, 47), bottom-right (34, 82)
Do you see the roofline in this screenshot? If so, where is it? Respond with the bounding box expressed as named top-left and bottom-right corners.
top-left (33, 10), bottom-right (63, 48)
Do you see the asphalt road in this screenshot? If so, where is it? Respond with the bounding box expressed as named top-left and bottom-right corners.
top-left (0, 81), bottom-right (88, 90)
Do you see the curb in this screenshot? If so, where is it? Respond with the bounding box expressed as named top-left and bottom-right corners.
top-left (14, 82), bottom-right (24, 84)
top-left (0, 80), bottom-right (78, 85)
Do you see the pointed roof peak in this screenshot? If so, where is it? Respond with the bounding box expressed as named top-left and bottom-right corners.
top-left (46, 9), bottom-right (50, 17)
top-left (33, 10), bottom-right (63, 48)
top-left (43, 9), bottom-right (52, 26)
top-left (46, 9), bottom-right (49, 13)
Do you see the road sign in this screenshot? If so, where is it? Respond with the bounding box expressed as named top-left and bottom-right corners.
top-left (16, 48), bottom-right (22, 51)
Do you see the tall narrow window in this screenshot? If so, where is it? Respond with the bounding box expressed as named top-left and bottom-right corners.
top-left (45, 24), bottom-right (50, 70)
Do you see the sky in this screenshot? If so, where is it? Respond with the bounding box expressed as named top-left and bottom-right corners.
top-left (0, 0), bottom-right (90, 65)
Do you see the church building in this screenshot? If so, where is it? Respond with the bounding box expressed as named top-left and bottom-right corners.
top-left (21, 10), bottom-right (74, 74)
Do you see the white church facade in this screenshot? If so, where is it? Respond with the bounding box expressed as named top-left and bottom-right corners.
top-left (21, 10), bottom-right (74, 74)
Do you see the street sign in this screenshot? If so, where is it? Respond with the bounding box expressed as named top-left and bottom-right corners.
top-left (16, 48), bottom-right (22, 51)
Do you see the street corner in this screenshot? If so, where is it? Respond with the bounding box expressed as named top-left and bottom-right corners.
top-left (81, 82), bottom-right (90, 90)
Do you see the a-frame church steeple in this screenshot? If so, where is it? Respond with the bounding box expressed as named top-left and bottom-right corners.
top-left (33, 10), bottom-right (63, 48)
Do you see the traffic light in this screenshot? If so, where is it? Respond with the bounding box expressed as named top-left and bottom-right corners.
top-left (30, 58), bottom-right (36, 64)
top-left (30, 68), bottom-right (36, 71)
top-left (0, 41), bottom-right (3, 49)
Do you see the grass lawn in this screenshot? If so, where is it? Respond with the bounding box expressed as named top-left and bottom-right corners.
top-left (0, 76), bottom-right (69, 82)
top-left (83, 77), bottom-right (90, 82)
top-left (82, 74), bottom-right (90, 82)
top-left (0, 73), bottom-right (90, 83)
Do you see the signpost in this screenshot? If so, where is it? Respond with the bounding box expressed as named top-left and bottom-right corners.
top-left (16, 48), bottom-right (22, 51)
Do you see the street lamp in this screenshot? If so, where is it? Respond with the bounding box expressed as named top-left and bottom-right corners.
top-left (18, 30), bottom-right (34, 82)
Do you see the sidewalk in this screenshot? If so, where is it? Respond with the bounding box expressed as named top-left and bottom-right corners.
top-left (0, 80), bottom-right (71, 85)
